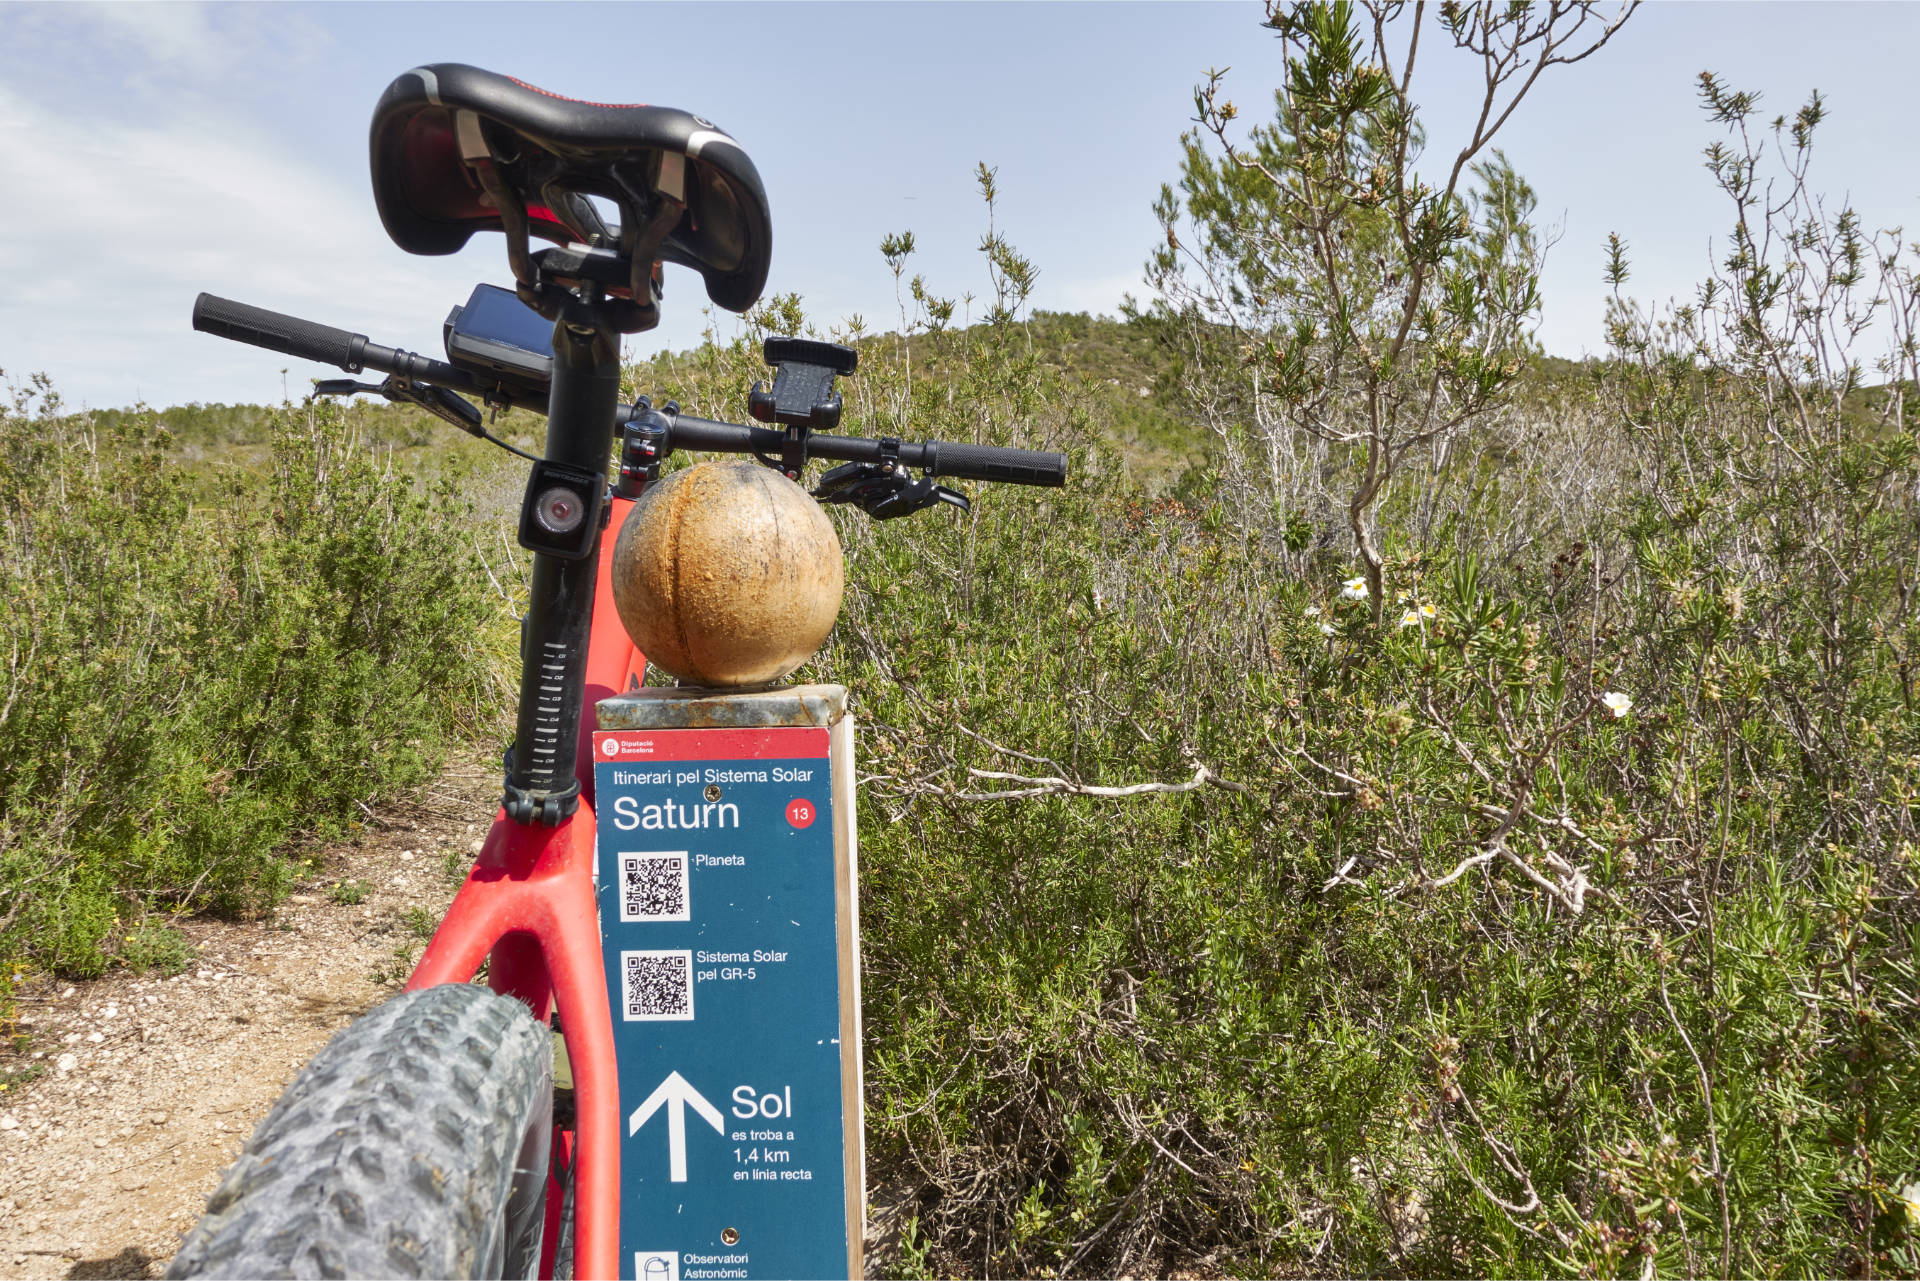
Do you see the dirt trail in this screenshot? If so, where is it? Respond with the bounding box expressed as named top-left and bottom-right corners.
top-left (0, 757), bottom-right (498, 1280)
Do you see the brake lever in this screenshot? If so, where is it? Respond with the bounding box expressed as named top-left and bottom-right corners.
top-left (368, 377), bottom-right (488, 436)
top-left (316, 372), bottom-right (541, 464)
top-left (813, 461), bottom-right (970, 520)
top-left (417, 383), bottom-right (486, 432)
top-left (311, 378), bottom-right (385, 398)
top-left (312, 375), bottom-right (485, 432)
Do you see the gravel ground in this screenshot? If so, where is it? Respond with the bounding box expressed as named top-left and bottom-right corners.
top-left (0, 759), bottom-right (497, 1280)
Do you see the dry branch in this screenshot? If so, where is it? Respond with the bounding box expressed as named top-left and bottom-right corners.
top-left (955, 762), bottom-right (1248, 802)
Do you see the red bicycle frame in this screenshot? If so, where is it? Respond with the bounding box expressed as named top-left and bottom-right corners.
top-left (405, 494), bottom-right (641, 1281)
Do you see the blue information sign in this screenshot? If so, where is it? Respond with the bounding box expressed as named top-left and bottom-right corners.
top-left (593, 723), bottom-right (860, 1281)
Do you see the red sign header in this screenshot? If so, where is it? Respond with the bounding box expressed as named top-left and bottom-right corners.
top-left (593, 726), bottom-right (830, 762)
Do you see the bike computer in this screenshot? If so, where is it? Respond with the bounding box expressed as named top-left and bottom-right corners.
top-left (444, 283), bottom-right (554, 396)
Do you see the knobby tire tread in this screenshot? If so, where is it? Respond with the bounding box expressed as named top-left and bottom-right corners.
top-left (166, 983), bottom-right (553, 1281)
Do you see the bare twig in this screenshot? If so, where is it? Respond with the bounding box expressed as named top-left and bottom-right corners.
top-left (950, 722), bottom-right (1068, 775)
top-left (1658, 968), bottom-right (1730, 1267)
top-left (954, 762), bottom-right (1246, 802)
top-left (1433, 1091), bottom-right (1542, 1217)
top-left (1429, 846), bottom-right (1501, 888)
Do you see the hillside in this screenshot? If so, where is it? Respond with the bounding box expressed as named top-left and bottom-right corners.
top-left (125, 311), bottom-right (1205, 492)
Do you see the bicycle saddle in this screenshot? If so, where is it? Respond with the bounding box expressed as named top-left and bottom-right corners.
top-left (370, 63), bottom-right (771, 320)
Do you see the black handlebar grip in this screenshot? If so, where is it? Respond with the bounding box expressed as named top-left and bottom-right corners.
top-left (192, 293), bottom-right (366, 371)
top-left (922, 441), bottom-right (1068, 487)
top-left (661, 416), bottom-right (758, 452)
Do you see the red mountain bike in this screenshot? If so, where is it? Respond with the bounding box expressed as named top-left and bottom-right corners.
top-left (168, 63), bottom-right (1064, 1280)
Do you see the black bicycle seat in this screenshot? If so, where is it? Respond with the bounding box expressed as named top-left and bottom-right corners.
top-left (369, 63), bottom-right (771, 316)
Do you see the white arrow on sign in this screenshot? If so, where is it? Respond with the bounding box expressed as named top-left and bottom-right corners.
top-left (628, 1070), bottom-right (726, 1183)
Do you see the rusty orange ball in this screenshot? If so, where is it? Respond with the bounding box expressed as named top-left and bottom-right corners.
top-left (610, 461), bottom-right (845, 687)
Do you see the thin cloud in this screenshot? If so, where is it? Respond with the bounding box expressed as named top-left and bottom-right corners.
top-left (1041, 271), bottom-right (1147, 320)
top-left (0, 83), bottom-right (494, 407)
top-left (6, 3), bottom-right (334, 97)
top-left (65, 2), bottom-right (237, 75)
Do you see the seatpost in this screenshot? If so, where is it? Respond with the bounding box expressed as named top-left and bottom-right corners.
top-left (505, 297), bottom-right (622, 824)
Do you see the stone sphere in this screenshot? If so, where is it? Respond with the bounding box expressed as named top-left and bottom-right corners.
top-left (611, 461), bottom-right (845, 687)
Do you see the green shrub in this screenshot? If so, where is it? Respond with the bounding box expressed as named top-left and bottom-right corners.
top-left (820, 361), bottom-right (1916, 1276)
top-left (0, 381), bottom-right (510, 975)
top-left (328, 879), bottom-right (372, 906)
top-left (117, 919), bottom-right (197, 976)
top-left (629, 117), bottom-right (1917, 1268)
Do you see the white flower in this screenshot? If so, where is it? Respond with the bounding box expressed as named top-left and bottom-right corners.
top-left (1319, 623), bottom-right (1336, 636)
top-left (1896, 1180), bottom-right (1920, 1228)
top-left (1398, 609), bottom-right (1421, 628)
top-left (1340, 577), bottom-right (1368, 601)
top-left (1419, 602), bottom-right (1437, 620)
top-left (1303, 605), bottom-right (1321, 618)
top-left (1601, 691), bottom-right (1633, 719)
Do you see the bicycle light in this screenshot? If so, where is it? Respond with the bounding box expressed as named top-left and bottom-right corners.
top-left (517, 460), bottom-right (606, 560)
top-left (534, 484), bottom-right (586, 534)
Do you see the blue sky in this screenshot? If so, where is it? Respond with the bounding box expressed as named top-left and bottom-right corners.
top-left (2, 2), bottom-right (1916, 410)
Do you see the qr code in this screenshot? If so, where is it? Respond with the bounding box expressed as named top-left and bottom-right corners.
top-left (620, 852), bottom-right (690, 922)
top-left (621, 950), bottom-right (694, 1021)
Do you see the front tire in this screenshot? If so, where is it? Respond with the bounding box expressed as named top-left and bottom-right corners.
top-left (167, 983), bottom-right (554, 1280)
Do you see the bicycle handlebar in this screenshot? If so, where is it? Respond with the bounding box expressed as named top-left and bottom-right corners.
top-left (194, 293), bottom-right (492, 397)
top-left (194, 293), bottom-right (368, 370)
top-left (661, 415), bottom-right (1067, 487)
top-left (922, 439), bottom-right (1067, 487)
top-left (192, 293), bottom-right (1068, 487)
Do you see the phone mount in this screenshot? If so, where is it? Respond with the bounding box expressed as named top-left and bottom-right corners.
top-left (750, 338), bottom-right (858, 429)
top-left (749, 338), bottom-right (858, 478)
